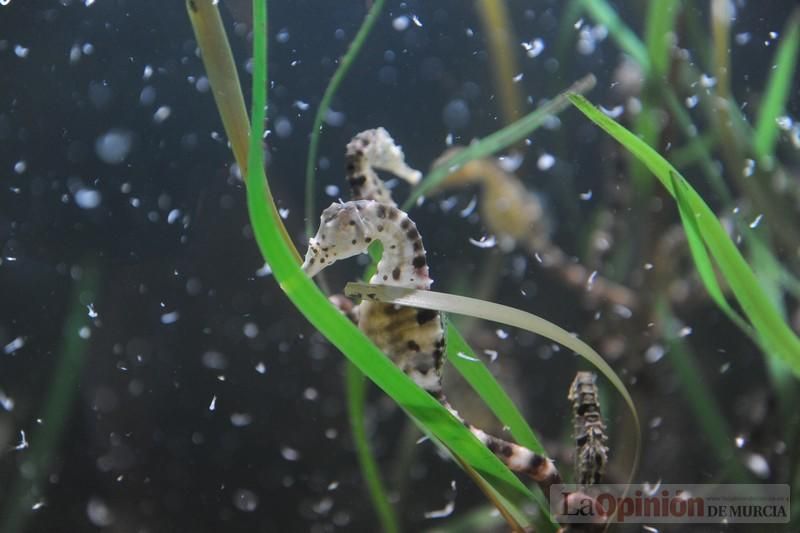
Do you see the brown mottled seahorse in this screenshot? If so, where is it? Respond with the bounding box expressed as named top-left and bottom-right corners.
top-left (568, 371), bottom-right (609, 487)
top-left (302, 127), bottom-right (561, 493)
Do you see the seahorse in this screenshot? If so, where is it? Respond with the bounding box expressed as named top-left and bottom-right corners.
top-left (568, 371), bottom-right (609, 487)
top-left (302, 127), bottom-right (561, 494)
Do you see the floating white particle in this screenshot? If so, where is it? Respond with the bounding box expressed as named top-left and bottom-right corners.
top-left (275, 117), bottom-right (292, 137)
top-left (742, 158), bottom-right (755, 177)
top-left (699, 74), bottom-right (716, 88)
top-left (303, 387), bottom-right (319, 401)
top-left (574, 18), bottom-right (584, 29)
top-left (129, 197), bottom-right (141, 208)
top-left (497, 153), bottom-right (523, 172)
top-left (0, 389), bottom-right (13, 411)
top-left (160, 311), bottom-right (179, 324)
top-left (685, 95), bottom-right (699, 108)
top-left (445, 132), bottom-right (454, 146)
top-left (68, 44), bottom-right (82, 63)
top-left (230, 413), bottom-right (253, 427)
top-left (276, 27), bottom-right (290, 43)
top-left (0, 0), bottom-right (12, 6)
top-left (86, 303), bottom-right (98, 318)
top-left (95, 129), bottom-right (133, 164)
top-left (599, 105), bottom-right (624, 118)
top-left (392, 15), bottom-right (410, 31)
top-left (13, 160), bottom-right (26, 174)
top-left (86, 497), bottom-right (114, 526)
top-left (719, 361), bottom-right (731, 374)
top-left (79, 326), bottom-right (91, 339)
top-left (195, 76), bottom-right (210, 93)
top-left (776, 116), bottom-right (793, 131)
top-left (495, 329), bottom-right (509, 339)
top-left (243, 322), bottom-right (259, 338)
top-left (425, 499), bottom-right (455, 519)
top-left (84, 0), bottom-right (96, 6)
top-left (208, 395), bottom-right (217, 411)
top-left (256, 262), bottom-right (273, 277)
top-left (579, 189), bottom-right (593, 200)
top-left (4, 336), bottom-right (25, 355)
top-left (202, 351), bottom-right (227, 369)
top-left (459, 195), bottom-right (477, 218)
top-left (14, 430), bottom-right (28, 450)
top-left (74, 188), bottom-right (101, 210)
top-left (293, 100), bottom-right (309, 111)
top-left (324, 185), bottom-right (339, 197)
top-left (14, 44), bottom-right (29, 58)
top-left (255, 361), bottom-right (267, 374)
top-left (153, 106), bottom-right (171, 124)
top-left (232, 489), bottom-right (259, 512)
top-left (735, 32), bottom-right (751, 45)
top-left (512, 72), bottom-right (524, 83)
top-left (167, 209), bottom-right (181, 224)
top-left (644, 344), bottom-right (665, 364)
top-left (82, 43), bottom-right (94, 55)
top-left (281, 446), bottom-right (300, 461)
top-left (678, 326), bottom-right (692, 338)
top-left (143, 64), bottom-right (153, 80)
top-left (411, 14), bottom-right (423, 27)
top-left (31, 501), bottom-right (45, 510)
top-left (537, 153), bottom-right (555, 170)
top-left (749, 214), bottom-right (763, 228)
top-left (769, 31), bottom-right (778, 39)
top-left (586, 270), bottom-right (598, 289)
top-left (521, 38), bottom-right (545, 58)
top-left (483, 349), bottom-right (499, 362)
top-left (644, 262), bottom-right (653, 270)
top-left (279, 207), bottom-right (290, 219)
top-left (642, 526), bottom-right (659, 533)
top-left (612, 304), bottom-right (632, 319)
top-left (328, 481), bottom-right (339, 491)
top-left (792, 124), bottom-right (800, 148)
top-left (745, 453), bottom-right (770, 478)
top-left (455, 351), bottom-right (480, 362)
top-left (468, 235), bottom-right (497, 249)
top-left (648, 417), bottom-right (662, 429)
top-left (735, 435), bottom-right (746, 448)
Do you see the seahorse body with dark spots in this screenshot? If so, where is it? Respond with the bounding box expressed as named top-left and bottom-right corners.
top-left (302, 127), bottom-right (561, 492)
top-left (568, 371), bottom-right (609, 487)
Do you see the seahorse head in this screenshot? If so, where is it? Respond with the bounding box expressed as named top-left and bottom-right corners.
top-left (302, 202), bottom-right (370, 278)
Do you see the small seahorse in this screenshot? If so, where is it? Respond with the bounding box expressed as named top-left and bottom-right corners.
top-left (302, 128), bottom-right (560, 492)
top-left (568, 371), bottom-right (609, 487)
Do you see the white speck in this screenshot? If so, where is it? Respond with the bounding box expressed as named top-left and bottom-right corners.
top-left (293, 100), bottom-right (309, 111)
top-left (324, 185), bottom-right (339, 197)
top-left (160, 311), bottom-right (179, 324)
top-left (95, 129), bottom-right (133, 164)
top-left (276, 28), bottom-right (290, 43)
top-left (720, 361), bottom-right (731, 373)
top-left (74, 189), bottom-right (102, 209)
top-left (497, 153), bottom-right (523, 172)
top-left (685, 95), bottom-right (699, 108)
top-left (586, 270), bottom-right (598, 290)
top-left (14, 44), bottom-right (29, 58)
top-left (167, 209), bottom-right (181, 224)
top-left (281, 446), bottom-right (300, 461)
top-left (411, 14), bottom-right (423, 27)
top-left (483, 349), bottom-right (499, 362)
top-left (82, 43), bottom-right (94, 55)
top-left (537, 153), bottom-right (555, 170)
top-left (743, 158), bottom-right (755, 177)
top-left (644, 344), bottom-right (665, 363)
top-left (232, 489), bottom-right (259, 512)
top-left (459, 196), bottom-right (478, 218)
top-left (195, 77), bottom-right (210, 93)
top-left (67, 45), bottom-right (82, 65)
top-left (735, 435), bottom-right (746, 448)
top-left (279, 207), bottom-right (290, 219)
top-left (87, 303), bottom-right (98, 318)
top-left (243, 322), bottom-right (259, 338)
top-left (600, 105), bottom-right (624, 118)
top-left (208, 395), bottom-right (217, 411)
top-left (574, 18), bottom-right (584, 29)
top-left (230, 413), bottom-right (253, 427)
top-left (445, 133), bottom-right (453, 146)
top-left (749, 214), bottom-right (763, 228)
top-left (78, 326), bottom-right (91, 339)
top-left (392, 16), bottom-right (410, 31)
top-left (13, 160), bottom-right (27, 174)
top-left (644, 262), bottom-right (653, 270)
top-left (325, 109), bottom-right (346, 127)
top-left (139, 86), bottom-right (156, 106)
top-left (521, 38), bottom-right (545, 58)
top-left (495, 329), bottom-right (509, 340)
top-left (613, 304), bottom-right (633, 319)
top-left (792, 124), bottom-right (800, 148)
top-left (579, 190), bottom-right (592, 200)
top-left (4, 337), bottom-right (25, 355)
top-left (699, 74), bottom-right (716, 88)
top-left (143, 64), bottom-right (153, 80)
top-left (735, 32), bottom-right (751, 45)
top-left (642, 527), bottom-right (659, 533)
top-left (256, 263), bottom-right (272, 277)
top-left (303, 387), bottom-right (319, 401)
top-left (0, 390), bottom-right (14, 411)
top-left (649, 417), bottom-right (662, 429)
top-left (31, 501), bottom-right (45, 510)
top-left (769, 31), bottom-right (778, 39)
top-left (776, 116), bottom-right (793, 130)
top-left (327, 481), bottom-right (339, 491)
top-left (455, 351), bottom-right (480, 362)
top-left (0, 0), bottom-right (13, 6)
top-left (678, 326), bottom-right (692, 338)
top-left (255, 362), bottom-right (267, 374)
top-left (512, 72), bottom-right (524, 83)
top-left (14, 430), bottom-right (28, 450)
top-left (275, 117), bottom-right (292, 138)
top-left (153, 106), bottom-right (171, 123)
top-left (84, 0), bottom-right (96, 6)
top-left (202, 351), bottom-right (228, 370)
top-left (424, 481), bottom-right (456, 518)
top-left (745, 453), bottom-right (770, 478)
top-left (86, 497), bottom-right (113, 526)
top-left (129, 197), bottom-right (141, 208)
top-left (468, 235), bottom-right (497, 249)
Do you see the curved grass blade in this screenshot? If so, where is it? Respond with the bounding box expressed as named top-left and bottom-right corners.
top-left (344, 281), bottom-right (642, 487)
top-left (402, 74), bottom-right (597, 210)
top-left (244, 0), bottom-right (550, 528)
top-left (568, 93), bottom-right (800, 375)
top-left (304, 0), bottom-right (386, 237)
top-left (753, 9), bottom-right (800, 162)
top-left (346, 363), bottom-right (400, 533)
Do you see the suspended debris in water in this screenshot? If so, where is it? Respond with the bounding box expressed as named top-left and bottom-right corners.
top-left (255, 362), bottom-right (267, 374)
top-left (468, 235), bottom-right (497, 249)
top-left (495, 329), bottom-right (509, 339)
top-left (537, 153), bottom-right (555, 170)
top-left (745, 453), bottom-right (770, 479)
top-left (232, 489), bottom-right (259, 512)
top-left (521, 38), bottom-right (545, 58)
top-left (749, 214), bottom-right (763, 228)
top-left (455, 351), bottom-right (479, 362)
top-left (86, 497), bottom-right (114, 527)
top-left (14, 430), bottom-right (28, 450)
top-left (208, 395), bottom-right (217, 411)
top-left (458, 195), bottom-right (478, 218)
top-left (281, 446), bottom-right (301, 461)
top-left (4, 337), bottom-right (25, 355)
top-left (392, 16), bottom-right (410, 31)
top-left (424, 480), bottom-right (457, 519)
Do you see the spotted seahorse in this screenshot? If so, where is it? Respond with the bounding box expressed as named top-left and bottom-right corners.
top-left (568, 371), bottom-right (609, 487)
top-left (302, 127), bottom-right (560, 493)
